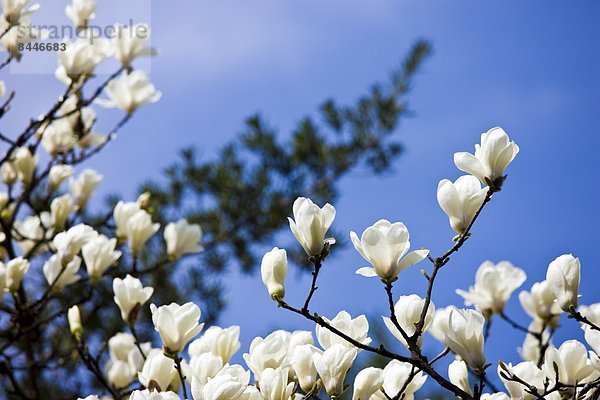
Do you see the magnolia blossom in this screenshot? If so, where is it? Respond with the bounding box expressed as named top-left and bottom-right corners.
top-left (260, 367), bottom-right (295, 400)
top-left (42, 255), bottom-right (81, 291)
top-left (1, 161), bottom-right (17, 185)
top-left (1, 0), bottom-right (40, 24)
top-left (50, 194), bottom-right (76, 231)
top-left (443, 308), bottom-right (486, 369)
top-left (188, 325), bottom-right (241, 364)
top-left (111, 23), bottom-right (157, 67)
top-left (456, 260), bottom-right (526, 315)
top-left (543, 340), bottom-right (594, 385)
top-left (312, 344), bottom-right (358, 397)
top-left (382, 294), bottom-right (435, 348)
top-left (41, 119), bottom-right (77, 156)
top-left (454, 126), bottom-right (519, 187)
top-left (13, 215), bottom-right (45, 254)
top-left (290, 344), bottom-right (321, 392)
top-left (448, 360), bottom-right (472, 396)
top-left (546, 254), bottom-right (580, 312)
top-left (519, 280), bottom-right (562, 325)
top-left (69, 169), bottom-right (102, 208)
top-left (437, 175), bottom-right (488, 235)
top-left (189, 352), bottom-right (223, 386)
top-left (12, 147), bottom-right (37, 184)
top-left (352, 220), bottom-right (429, 282)
top-left (65, 0), bottom-right (95, 29)
top-left (48, 164), bottom-right (73, 190)
top-left (138, 350), bottom-right (177, 392)
top-left (374, 360), bottom-right (427, 400)
top-left (316, 310), bottom-right (371, 350)
top-left (150, 302), bottom-right (204, 354)
top-left (53, 223), bottom-right (98, 262)
top-left (113, 201), bottom-right (141, 238)
top-left (97, 70), bottom-right (161, 114)
top-left (288, 197), bottom-right (336, 257)
top-left (499, 361), bottom-right (545, 400)
top-left (126, 209), bottom-right (160, 255)
top-left (164, 219), bottom-right (203, 259)
top-left (352, 367), bottom-right (383, 400)
top-left (68, 305), bottom-right (82, 337)
top-left (261, 247), bottom-right (288, 301)
top-left (4, 257), bottom-right (29, 292)
top-left (55, 35), bottom-right (111, 84)
top-left (518, 320), bottom-right (551, 362)
top-left (0, 15), bottom-right (46, 59)
top-left (82, 234), bottom-right (121, 280)
top-left (113, 274), bottom-right (153, 323)
top-left (191, 364), bottom-right (250, 400)
top-left (579, 304), bottom-right (600, 326)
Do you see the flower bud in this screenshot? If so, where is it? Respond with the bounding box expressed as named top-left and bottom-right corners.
top-left (126, 210), bottom-right (159, 255)
top-left (312, 344), bottom-right (357, 397)
top-left (5, 257), bottom-right (29, 293)
top-left (69, 169), bottom-right (102, 209)
top-left (382, 294), bottom-right (434, 348)
top-left (290, 344), bottom-right (321, 393)
top-left (448, 359), bottom-right (472, 396)
top-left (164, 219), bottom-right (203, 260)
top-left (13, 147), bottom-right (37, 184)
top-left (50, 194), bottom-right (76, 231)
top-left (437, 175), bottom-right (488, 235)
top-left (261, 247), bottom-right (287, 301)
top-left (68, 305), bottom-right (83, 339)
top-left (546, 254), bottom-right (580, 312)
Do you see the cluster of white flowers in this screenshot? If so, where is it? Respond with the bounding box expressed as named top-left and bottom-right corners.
top-left (1, 2), bottom-right (598, 400)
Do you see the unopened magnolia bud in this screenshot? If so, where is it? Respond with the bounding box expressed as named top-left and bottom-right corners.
top-left (68, 305), bottom-right (83, 339)
top-left (137, 191), bottom-right (152, 210)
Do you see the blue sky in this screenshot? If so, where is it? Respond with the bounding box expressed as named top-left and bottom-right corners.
top-left (4, 0), bottom-right (600, 392)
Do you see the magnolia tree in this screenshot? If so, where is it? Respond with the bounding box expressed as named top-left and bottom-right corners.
top-left (1, 1), bottom-right (599, 400)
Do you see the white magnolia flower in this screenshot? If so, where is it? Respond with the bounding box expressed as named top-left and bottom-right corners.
top-left (97, 70), bottom-right (161, 114)
top-left (188, 325), bottom-right (241, 364)
top-left (65, 0), bottom-right (95, 29)
top-left (352, 220), bottom-right (429, 282)
top-left (437, 175), bottom-right (488, 235)
top-left (449, 359), bottom-right (472, 396)
top-left (69, 169), bottom-right (102, 208)
top-left (53, 223), bottom-right (97, 262)
top-left (288, 197), bottom-right (336, 257)
top-left (68, 305), bottom-right (82, 337)
top-left (499, 361), bottom-right (545, 400)
top-left (12, 147), bottom-right (37, 184)
top-left (108, 332), bottom-right (149, 372)
top-left (113, 274), bottom-right (153, 323)
top-left (374, 360), bottom-right (427, 400)
top-left (316, 310), bottom-right (371, 350)
top-left (456, 260), bottom-right (526, 315)
top-left (1, 0), bottom-right (40, 25)
top-left (543, 340), bottom-right (594, 384)
top-left (107, 359), bottom-right (133, 388)
top-left (519, 280), bottom-right (562, 325)
top-left (454, 126), bottom-right (519, 187)
top-left (290, 344), bottom-right (321, 392)
top-left (382, 294), bottom-right (435, 348)
top-left (243, 330), bottom-right (289, 380)
top-left (55, 35), bottom-right (111, 84)
top-left (112, 23), bottom-right (157, 67)
top-left (50, 194), bottom-right (76, 231)
top-left (42, 254), bottom-right (81, 291)
top-left (126, 209), bottom-right (159, 255)
top-left (261, 247), bottom-right (288, 301)
top-left (48, 164), bottom-right (73, 190)
top-left (164, 219), bottom-right (203, 260)
top-left (4, 257), bottom-right (29, 292)
top-left (82, 234), bottom-right (121, 280)
top-left (352, 367), bottom-right (383, 400)
top-left (13, 215), bottom-right (45, 254)
top-left (0, 15), bottom-right (45, 59)
top-left (130, 390), bottom-right (181, 400)
top-left (481, 393), bottom-right (510, 400)
top-left (584, 326), bottom-right (600, 370)
top-left (138, 350), bottom-right (177, 392)
top-left (40, 118), bottom-right (78, 157)
top-left (150, 302), bottom-right (204, 354)
top-left (312, 344), bottom-right (358, 397)
top-left (260, 367), bottom-right (295, 400)
top-left (546, 254), bottom-right (580, 312)
top-left (443, 308), bottom-right (486, 370)
top-left (113, 201), bottom-right (141, 239)
top-left (191, 364), bottom-right (249, 400)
